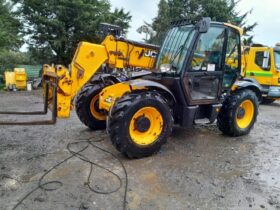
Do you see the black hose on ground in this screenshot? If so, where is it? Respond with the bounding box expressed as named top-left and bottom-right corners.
top-left (12, 137), bottom-right (128, 210)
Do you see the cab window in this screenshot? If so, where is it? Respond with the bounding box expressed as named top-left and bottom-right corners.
top-left (225, 30), bottom-right (240, 72)
top-left (274, 51), bottom-right (280, 70)
top-left (255, 51), bottom-right (271, 70)
top-left (191, 27), bottom-right (225, 71)
top-left (223, 29), bottom-right (240, 89)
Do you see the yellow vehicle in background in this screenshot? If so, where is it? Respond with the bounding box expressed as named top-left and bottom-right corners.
top-left (14, 68), bottom-right (27, 90)
top-left (4, 68), bottom-right (27, 90)
top-left (244, 44), bottom-right (280, 104)
top-left (4, 71), bottom-right (16, 90)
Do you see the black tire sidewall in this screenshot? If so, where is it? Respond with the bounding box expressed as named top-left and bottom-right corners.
top-left (233, 92), bottom-right (258, 135)
top-left (75, 82), bottom-right (106, 130)
top-left (84, 88), bottom-right (104, 122)
top-left (109, 92), bottom-right (173, 158)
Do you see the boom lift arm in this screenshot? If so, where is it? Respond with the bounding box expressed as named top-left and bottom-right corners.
top-left (0, 32), bottom-right (159, 125)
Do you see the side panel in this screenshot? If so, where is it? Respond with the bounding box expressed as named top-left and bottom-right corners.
top-left (102, 36), bottom-right (159, 69)
top-left (99, 79), bottom-right (177, 112)
top-left (244, 47), bottom-right (273, 85)
top-left (70, 42), bottom-right (108, 98)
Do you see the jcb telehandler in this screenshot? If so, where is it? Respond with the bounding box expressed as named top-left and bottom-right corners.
top-left (0, 18), bottom-right (262, 158)
top-left (243, 44), bottom-right (280, 104)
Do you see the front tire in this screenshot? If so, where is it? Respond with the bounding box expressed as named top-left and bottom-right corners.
top-left (75, 81), bottom-right (107, 130)
top-left (108, 91), bottom-right (173, 158)
top-left (217, 89), bottom-right (258, 137)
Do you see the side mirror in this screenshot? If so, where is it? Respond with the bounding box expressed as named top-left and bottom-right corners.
top-left (262, 51), bottom-right (270, 70)
top-left (196, 17), bottom-right (211, 33)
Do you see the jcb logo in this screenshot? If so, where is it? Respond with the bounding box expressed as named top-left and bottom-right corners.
top-left (144, 50), bottom-right (158, 58)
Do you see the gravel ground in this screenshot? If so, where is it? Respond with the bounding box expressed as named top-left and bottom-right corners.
top-left (0, 90), bottom-right (279, 210)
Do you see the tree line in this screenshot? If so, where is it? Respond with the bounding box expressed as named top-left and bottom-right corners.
top-left (146, 0), bottom-right (256, 45)
top-left (0, 0), bottom-right (255, 71)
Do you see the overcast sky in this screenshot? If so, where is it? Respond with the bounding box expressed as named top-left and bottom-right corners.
top-left (110, 0), bottom-right (280, 46)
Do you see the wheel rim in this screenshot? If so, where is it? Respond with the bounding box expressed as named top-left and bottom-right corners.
top-left (129, 107), bottom-right (163, 146)
top-left (236, 99), bottom-right (254, 129)
top-left (90, 94), bottom-right (106, 121)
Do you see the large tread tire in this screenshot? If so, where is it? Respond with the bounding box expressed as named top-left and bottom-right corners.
top-left (75, 82), bottom-right (106, 130)
top-left (108, 91), bottom-right (174, 158)
top-left (261, 98), bottom-right (276, 104)
top-left (217, 89), bottom-right (258, 137)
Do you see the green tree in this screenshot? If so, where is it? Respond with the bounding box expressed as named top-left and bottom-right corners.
top-left (13, 0), bottom-right (132, 64)
top-left (0, 0), bottom-right (22, 50)
top-left (0, 0), bottom-right (23, 73)
top-left (148, 0), bottom-right (170, 44)
top-left (0, 50), bottom-right (31, 72)
top-left (148, 0), bottom-right (256, 45)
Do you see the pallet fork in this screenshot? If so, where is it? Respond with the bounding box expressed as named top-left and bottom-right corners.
top-left (0, 75), bottom-right (58, 125)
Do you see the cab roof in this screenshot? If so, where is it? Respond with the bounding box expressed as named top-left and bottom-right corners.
top-left (223, 23), bottom-right (244, 36)
top-left (170, 18), bottom-right (244, 36)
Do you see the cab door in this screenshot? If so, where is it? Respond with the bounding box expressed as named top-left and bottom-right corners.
top-left (246, 48), bottom-right (273, 86)
top-left (182, 26), bottom-right (227, 105)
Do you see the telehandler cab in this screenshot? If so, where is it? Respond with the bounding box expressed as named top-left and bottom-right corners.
top-left (0, 18), bottom-right (262, 158)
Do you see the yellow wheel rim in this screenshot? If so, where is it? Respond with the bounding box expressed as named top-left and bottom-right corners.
top-left (129, 107), bottom-right (163, 146)
top-left (236, 99), bottom-right (254, 129)
top-left (90, 94), bottom-right (106, 121)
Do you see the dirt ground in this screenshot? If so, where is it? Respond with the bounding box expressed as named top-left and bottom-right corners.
top-left (0, 90), bottom-right (279, 210)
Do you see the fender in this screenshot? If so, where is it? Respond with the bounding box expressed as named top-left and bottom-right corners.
top-left (127, 79), bottom-right (177, 103)
top-left (91, 73), bottom-right (123, 84)
top-left (99, 79), bottom-right (176, 112)
top-left (232, 78), bottom-right (263, 101)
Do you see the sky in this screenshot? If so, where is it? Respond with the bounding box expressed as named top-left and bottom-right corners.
top-left (110, 0), bottom-right (280, 46)
top-left (20, 0), bottom-right (280, 51)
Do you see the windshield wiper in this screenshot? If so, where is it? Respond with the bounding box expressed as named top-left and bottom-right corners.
top-left (167, 28), bottom-right (194, 71)
top-left (169, 45), bottom-right (184, 66)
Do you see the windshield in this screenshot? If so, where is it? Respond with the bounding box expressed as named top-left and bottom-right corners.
top-left (275, 51), bottom-right (280, 70)
top-left (156, 25), bottom-right (195, 75)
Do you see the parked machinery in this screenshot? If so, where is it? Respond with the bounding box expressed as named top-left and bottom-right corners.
top-left (14, 68), bottom-right (27, 90)
top-left (244, 44), bottom-right (280, 104)
top-left (3, 68), bottom-right (27, 90)
top-left (2, 18), bottom-right (262, 158)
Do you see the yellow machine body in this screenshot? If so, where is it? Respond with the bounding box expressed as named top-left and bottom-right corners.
top-left (99, 82), bottom-right (146, 112)
top-left (102, 35), bottom-right (158, 69)
top-left (43, 35), bottom-right (158, 118)
top-left (43, 22), bottom-right (247, 119)
top-left (4, 71), bottom-right (16, 88)
top-left (14, 68), bottom-right (27, 90)
top-left (243, 46), bottom-right (280, 100)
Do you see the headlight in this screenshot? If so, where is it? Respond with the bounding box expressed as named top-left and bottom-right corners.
top-left (160, 64), bottom-right (171, 72)
top-left (105, 96), bottom-right (113, 103)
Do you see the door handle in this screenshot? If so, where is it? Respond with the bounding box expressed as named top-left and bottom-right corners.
top-left (250, 72), bottom-right (255, 76)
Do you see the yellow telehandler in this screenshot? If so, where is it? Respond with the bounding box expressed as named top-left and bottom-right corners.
top-left (0, 18), bottom-right (262, 158)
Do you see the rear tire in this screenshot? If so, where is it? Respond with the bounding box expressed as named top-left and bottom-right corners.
top-left (75, 81), bottom-right (106, 130)
top-left (108, 91), bottom-right (173, 158)
top-left (217, 89), bottom-right (258, 137)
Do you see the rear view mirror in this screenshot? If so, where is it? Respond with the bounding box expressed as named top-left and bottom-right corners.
top-left (262, 51), bottom-right (270, 70)
top-left (196, 17), bottom-right (211, 33)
